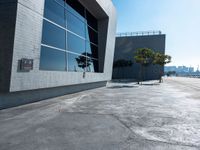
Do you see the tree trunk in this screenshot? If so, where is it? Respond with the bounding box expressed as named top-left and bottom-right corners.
top-left (137, 65), bottom-right (142, 84)
top-left (159, 66), bottom-right (164, 83)
top-left (143, 66), bottom-right (146, 81)
top-left (140, 65), bottom-right (144, 85)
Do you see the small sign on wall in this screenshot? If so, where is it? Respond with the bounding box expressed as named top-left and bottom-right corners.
top-left (20, 58), bottom-right (34, 71)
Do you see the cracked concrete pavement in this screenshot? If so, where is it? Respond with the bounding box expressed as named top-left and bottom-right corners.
top-left (0, 77), bottom-right (200, 150)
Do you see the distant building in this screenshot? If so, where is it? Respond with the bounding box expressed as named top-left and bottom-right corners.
top-left (164, 66), bottom-right (177, 72)
top-left (112, 31), bottom-right (166, 80)
top-left (165, 66), bottom-right (195, 73)
top-left (189, 67), bottom-right (194, 73)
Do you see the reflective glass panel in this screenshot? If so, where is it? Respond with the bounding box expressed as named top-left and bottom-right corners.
top-left (86, 26), bottom-right (98, 44)
top-left (86, 42), bottom-right (98, 59)
top-left (86, 58), bottom-right (99, 72)
top-left (86, 10), bottom-right (98, 30)
top-left (42, 20), bottom-right (66, 49)
top-left (67, 32), bottom-right (85, 54)
top-left (55, 0), bottom-right (65, 5)
top-left (40, 46), bottom-right (66, 71)
top-left (44, 0), bottom-right (65, 27)
top-left (66, 12), bottom-right (85, 37)
top-left (68, 53), bottom-right (86, 72)
top-left (65, 0), bottom-right (85, 21)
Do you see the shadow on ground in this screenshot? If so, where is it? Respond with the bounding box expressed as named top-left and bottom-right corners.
top-left (107, 85), bottom-right (139, 89)
top-left (140, 83), bottom-right (160, 86)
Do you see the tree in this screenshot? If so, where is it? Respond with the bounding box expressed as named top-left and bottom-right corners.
top-left (134, 48), bottom-right (154, 84)
top-left (153, 52), bottom-right (171, 83)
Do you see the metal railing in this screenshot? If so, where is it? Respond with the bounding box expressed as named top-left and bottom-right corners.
top-left (116, 30), bottom-right (162, 37)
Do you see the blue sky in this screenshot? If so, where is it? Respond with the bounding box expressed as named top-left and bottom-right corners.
top-left (112, 0), bottom-right (200, 69)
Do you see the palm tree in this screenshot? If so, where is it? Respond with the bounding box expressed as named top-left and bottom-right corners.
top-left (134, 48), bottom-right (154, 84)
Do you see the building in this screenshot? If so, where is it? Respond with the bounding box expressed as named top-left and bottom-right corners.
top-left (0, 0), bottom-right (117, 109)
top-left (113, 31), bottom-right (166, 80)
top-left (164, 66), bottom-right (177, 72)
top-left (165, 66), bottom-right (195, 73)
top-left (164, 66), bottom-right (196, 77)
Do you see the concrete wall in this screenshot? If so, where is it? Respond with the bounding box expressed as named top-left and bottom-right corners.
top-left (9, 0), bottom-right (117, 92)
top-left (0, 1), bottom-right (17, 93)
top-left (113, 35), bottom-right (166, 80)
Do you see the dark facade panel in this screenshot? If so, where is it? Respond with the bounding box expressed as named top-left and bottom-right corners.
top-left (113, 34), bottom-right (166, 80)
top-left (0, 2), bottom-right (17, 93)
top-left (0, 81), bottom-right (107, 110)
top-left (0, 0), bottom-right (17, 3)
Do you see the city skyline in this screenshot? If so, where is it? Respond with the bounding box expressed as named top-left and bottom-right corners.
top-left (112, 0), bottom-right (200, 70)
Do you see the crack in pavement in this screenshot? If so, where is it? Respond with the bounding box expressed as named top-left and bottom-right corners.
top-left (110, 114), bottom-right (200, 149)
top-left (56, 110), bottom-right (200, 149)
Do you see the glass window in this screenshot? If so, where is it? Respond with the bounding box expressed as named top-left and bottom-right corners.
top-left (86, 26), bottom-right (98, 44)
top-left (44, 0), bottom-right (65, 27)
top-left (66, 12), bottom-right (85, 37)
top-left (55, 0), bottom-right (65, 5)
top-left (42, 20), bottom-right (66, 49)
top-left (67, 32), bottom-right (85, 54)
top-left (41, 0), bottom-right (100, 73)
top-left (86, 42), bottom-right (98, 59)
top-left (65, 0), bottom-right (85, 21)
top-left (86, 58), bottom-right (99, 72)
top-left (40, 46), bottom-right (66, 71)
top-left (86, 10), bottom-right (98, 31)
top-left (68, 53), bottom-right (86, 72)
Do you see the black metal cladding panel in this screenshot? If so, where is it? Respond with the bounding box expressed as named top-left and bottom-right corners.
top-left (0, 2), bottom-right (17, 92)
top-left (113, 35), bottom-right (166, 80)
top-left (114, 35), bottom-right (165, 61)
top-left (0, 0), bottom-right (17, 4)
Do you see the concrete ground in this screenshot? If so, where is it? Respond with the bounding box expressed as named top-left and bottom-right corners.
top-left (0, 77), bottom-right (200, 150)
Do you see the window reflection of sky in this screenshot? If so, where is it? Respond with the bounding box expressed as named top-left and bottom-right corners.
top-left (40, 0), bottom-right (99, 72)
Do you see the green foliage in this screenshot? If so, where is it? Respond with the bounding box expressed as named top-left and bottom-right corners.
top-left (153, 53), bottom-right (171, 66)
top-left (134, 48), bottom-right (155, 83)
top-left (134, 48), bottom-right (155, 66)
top-left (152, 53), bottom-right (171, 83)
top-left (134, 48), bottom-right (172, 83)
top-left (113, 59), bottom-right (133, 68)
